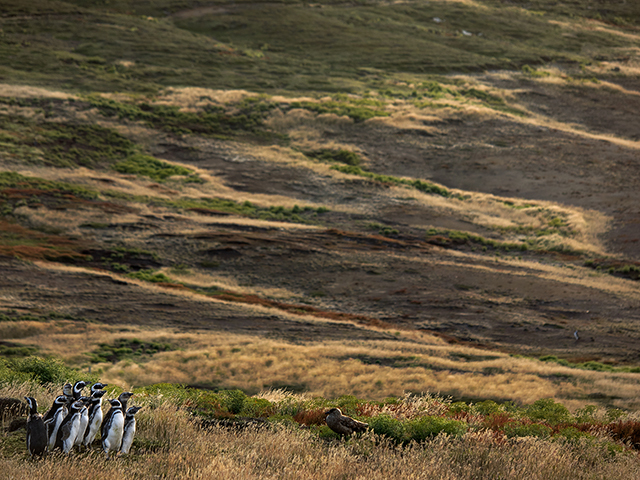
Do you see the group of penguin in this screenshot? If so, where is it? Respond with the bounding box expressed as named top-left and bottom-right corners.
top-left (24, 381), bottom-right (142, 459)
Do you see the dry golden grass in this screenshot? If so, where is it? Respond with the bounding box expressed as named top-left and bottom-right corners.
top-left (2, 411), bottom-right (639, 480)
top-left (7, 317), bottom-right (640, 411)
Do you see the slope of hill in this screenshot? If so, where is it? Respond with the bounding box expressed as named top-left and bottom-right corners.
top-left (1, 0), bottom-right (640, 415)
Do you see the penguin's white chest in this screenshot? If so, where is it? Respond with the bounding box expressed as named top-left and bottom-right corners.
top-left (63, 414), bottom-right (81, 452)
top-left (120, 420), bottom-right (136, 454)
top-left (104, 412), bottom-right (125, 450)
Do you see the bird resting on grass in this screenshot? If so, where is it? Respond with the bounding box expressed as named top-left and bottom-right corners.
top-left (324, 408), bottom-right (368, 435)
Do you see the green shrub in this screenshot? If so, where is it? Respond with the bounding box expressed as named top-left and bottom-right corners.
top-left (474, 400), bottom-right (502, 416)
top-left (240, 397), bottom-right (275, 417)
top-left (1, 356), bottom-right (94, 386)
top-left (220, 389), bottom-right (247, 415)
top-left (555, 426), bottom-right (592, 442)
top-left (525, 398), bottom-right (572, 425)
top-left (406, 416), bottom-right (467, 441)
top-left (448, 402), bottom-right (471, 415)
top-left (368, 414), bottom-right (405, 441)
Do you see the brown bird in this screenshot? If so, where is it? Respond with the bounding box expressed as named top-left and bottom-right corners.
top-left (324, 408), bottom-right (368, 435)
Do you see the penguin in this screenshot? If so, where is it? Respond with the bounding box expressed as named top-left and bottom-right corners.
top-left (118, 391), bottom-right (134, 412)
top-left (24, 397), bottom-right (47, 458)
top-left (83, 390), bottom-right (107, 448)
top-left (72, 381), bottom-right (88, 400)
top-left (119, 406), bottom-right (142, 455)
top-left (62, 382), bottom-right (73, 399)
top-left (44, 398), bottom-right (67, 451)
top-left (102, 391), bottom-right (133, 433)
top-left (74, 396), bottom-right (92, 448)
top-left (90, 382), bottom-right (108, 394)
top-left (102, 399), bottom-right (125, 459)
top-left (54, 400), bottom-right (85, 454)
top-left (43, 395), bottom-right (67, 424)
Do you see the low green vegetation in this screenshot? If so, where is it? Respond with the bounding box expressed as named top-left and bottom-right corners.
top-left (521, 64), bottom-right (551, 77)
top-left (0, 117), bottom-right (199, 182)
top-left (0, 356), bottom-right (95, 385)
top-left (89, 338), bottom-right (174, 364)
top-left (333, 165), bottom-right (450, 197)
top-left (540, 355), bottom-right (640, 374)
top-left (0, 171), bottom-right (99, 200)
top-left (87, 95), bottom-right (284, 143)
top-left (112, 153), bottom-right (195, 182)
top-left (0, 0), bottom-right (635, 101)
top-left (0, 116), bottom-right (136, 168)
top-left (367, 223), bottom-right (399, 237)
top-left (584, 260), bottom-right (640, 281)
top-left (425, 227), bottom-right (528, 252)
top-left (304, 148), bottom-right (361, 166)
top-left (0, 344), bottom-right (38, 358)
top-left (290, 98), bottom-right (389, 122)
top-left (127, 269), bottom-right (174, 284)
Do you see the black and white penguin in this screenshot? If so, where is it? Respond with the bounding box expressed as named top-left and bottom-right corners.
top-left (43, 395), bottom-right (67, 424)
top-left (119, 406), bottom-right (142, 455)
top-left (24, 397), bottom-right (47, 458)
top-left (62, 382), bottom-right (73, 399)
top-left (102, 391), bottom-right (133, 433)
top-left (44, 396), bottom-right (67, 451)
top-left (90, 382), bottom-right (108, 394)
top-left (83, 389), bottom-right (107, 448)
top-left (102, 399), bottom-right (125, 459)
top-left (54, 400), bottom-right (85, 454)
top-left (74, 396), bottom-right (92, 448)
top-left (72, 381), bottom-right (88, 400)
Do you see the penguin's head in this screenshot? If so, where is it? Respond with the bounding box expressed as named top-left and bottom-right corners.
top-left (126, 406), bottom-right (143, 416)
top-left (24, 396), bottom-right (37, 413)
top-left (91, 382), bottom-right (108, 392)
top-left (73, 381), bottom-right (87, 392)
top-left (92, 390), bottom-right (108, 399)
top-left (108, 399), bottom-right (123, 409)
top-left (118, 392), bottom-right (134, 402)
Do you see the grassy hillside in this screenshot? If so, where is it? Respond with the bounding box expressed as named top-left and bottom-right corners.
top-left (1, 0), bottom-right (638, 93)
top-left (2, 0), bottom-right (640, 476)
